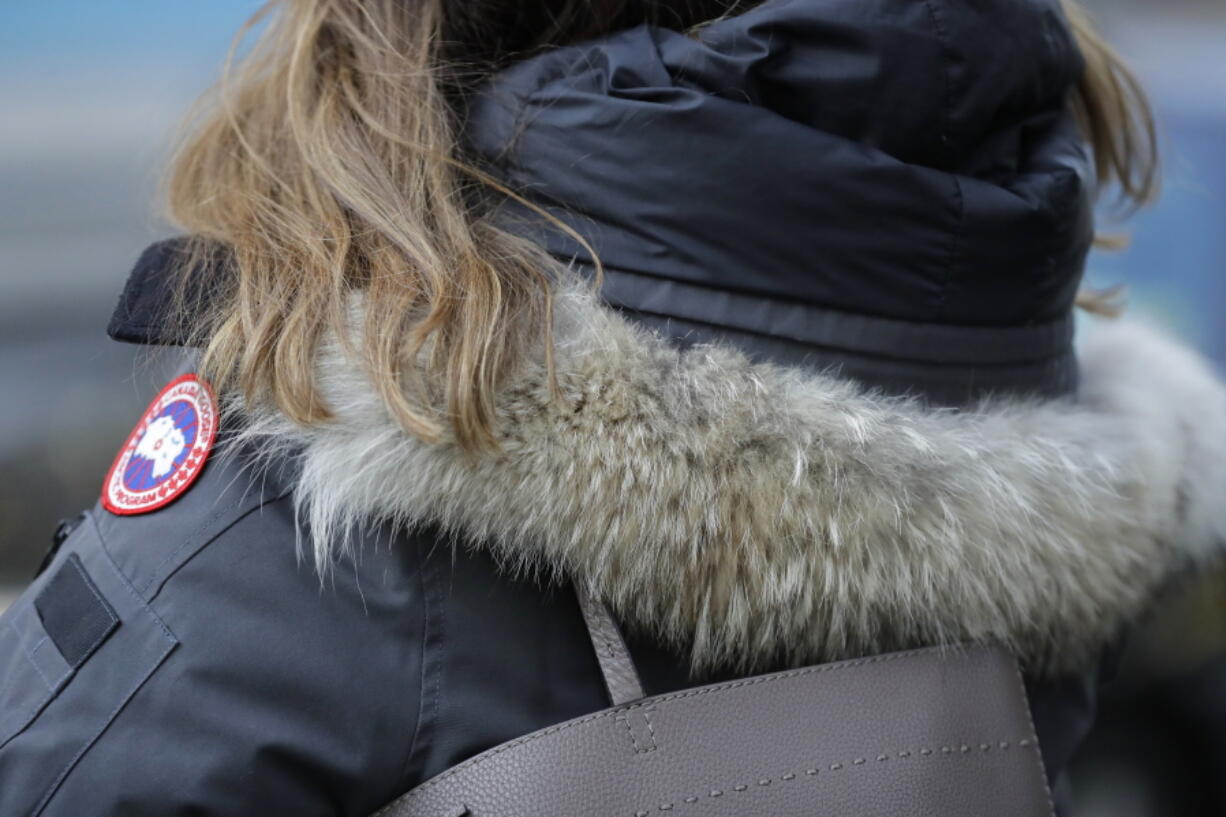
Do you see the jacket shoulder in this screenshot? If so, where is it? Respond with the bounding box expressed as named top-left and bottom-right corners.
top-left (0, 436), bottom-right (427, 816)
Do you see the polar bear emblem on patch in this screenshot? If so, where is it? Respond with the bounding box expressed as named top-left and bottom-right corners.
top-left (134, 415), bottom-right (189, 479)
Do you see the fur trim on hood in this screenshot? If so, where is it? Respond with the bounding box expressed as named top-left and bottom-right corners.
top-left (236, 283), bottom-right (1226, 676)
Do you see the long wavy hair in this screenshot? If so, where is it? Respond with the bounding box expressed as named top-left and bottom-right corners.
top-left (166, 0), bottom-right (1157, 449)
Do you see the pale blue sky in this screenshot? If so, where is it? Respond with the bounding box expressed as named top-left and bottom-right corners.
top-left (2, 1), bottom-right (261, 64)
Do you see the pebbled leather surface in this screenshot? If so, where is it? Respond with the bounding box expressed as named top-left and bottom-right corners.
top-left (574, 585), bottom-right (645, 706)
top-left (376, 645), bottom-right (1053, 817)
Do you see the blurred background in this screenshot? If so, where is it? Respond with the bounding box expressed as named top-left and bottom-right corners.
top-left (0, 2), bottom-right (1223, 815)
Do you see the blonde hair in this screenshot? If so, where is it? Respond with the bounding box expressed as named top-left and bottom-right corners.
top-left (168, 0), bottom-right (568, 450)
top-left (1061, 0), bottom-right (1160, 316)
top-left (166, 0), bottom-right (1159, 446)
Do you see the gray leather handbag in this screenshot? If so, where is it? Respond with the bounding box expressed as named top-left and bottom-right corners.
top-left (375, 587), bottom-right (1054, 817)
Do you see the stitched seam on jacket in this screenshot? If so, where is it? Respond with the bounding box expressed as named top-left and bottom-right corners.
top-left (9, 619), bottom-right (56, 692)
top-left (134, 490), bottom-right (247, 597)
top-left (129, 473), bottom-right (294, 601)
top-left (33, 516), bottom-right (178, 817)
top-left (407, 645), bottom-right (988, 796)
top-left (400, 536), bottom-right (445, 787)
top-left (921, 0), bottom-right (965, 319)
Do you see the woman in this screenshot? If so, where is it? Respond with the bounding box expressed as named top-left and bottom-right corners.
top-left (3, 0), bottom-right (1224, 814)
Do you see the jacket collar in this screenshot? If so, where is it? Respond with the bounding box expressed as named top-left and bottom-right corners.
top-left (231, 279), bottom-right (1226, 677)
top-left (108, 239), bottom-right (217, 347)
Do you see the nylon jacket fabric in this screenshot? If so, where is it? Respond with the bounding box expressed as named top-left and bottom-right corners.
top-left (466, 0), bottom-right (1093, 402)
top-left (0, 438), bottom-right (615, 816)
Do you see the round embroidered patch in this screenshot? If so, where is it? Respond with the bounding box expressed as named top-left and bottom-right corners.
top-left (102, 374), bottom-right (219, 515)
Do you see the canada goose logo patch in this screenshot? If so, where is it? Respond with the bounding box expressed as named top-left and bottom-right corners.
top-left (102, 374), bottom-right (218, 515)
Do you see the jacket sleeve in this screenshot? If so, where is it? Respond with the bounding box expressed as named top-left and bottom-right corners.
top-left (0, 463), bottom-right (425, 816)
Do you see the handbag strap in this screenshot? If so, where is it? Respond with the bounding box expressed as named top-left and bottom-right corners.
top-left (573, 583), bottom-right (645, 705)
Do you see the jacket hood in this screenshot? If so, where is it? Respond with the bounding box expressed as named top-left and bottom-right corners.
top-left (466, 0), bottom-right (1094, 402)
top-left (231, 280), bottom-right (1226, 678)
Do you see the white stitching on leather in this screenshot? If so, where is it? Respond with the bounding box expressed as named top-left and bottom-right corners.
top-left (635, 738), bottom-right (1034, 816)
top-left (407, 645), bottom-right (985, 796)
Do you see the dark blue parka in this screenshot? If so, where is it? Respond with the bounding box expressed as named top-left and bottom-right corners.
top-left (2, 1), bottom-right (1183, 815)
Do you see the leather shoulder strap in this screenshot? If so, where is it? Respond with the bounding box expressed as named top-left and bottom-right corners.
top-left (573, 584), bottom-right (645, 705)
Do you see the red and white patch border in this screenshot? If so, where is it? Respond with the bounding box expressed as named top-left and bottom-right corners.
top-left (102, 374), bottom-right (219, 515)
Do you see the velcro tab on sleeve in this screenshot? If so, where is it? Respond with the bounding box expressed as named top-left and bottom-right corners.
top-left (34, 554), bottom-right (119, 668)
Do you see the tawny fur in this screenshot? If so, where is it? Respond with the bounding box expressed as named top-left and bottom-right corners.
top-left (236, 283), bottom-right (1226, 676)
